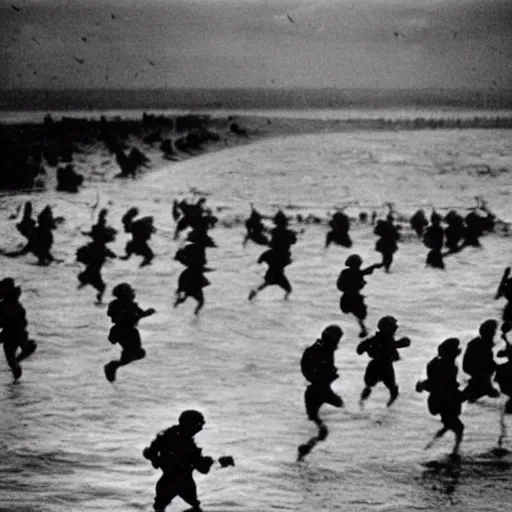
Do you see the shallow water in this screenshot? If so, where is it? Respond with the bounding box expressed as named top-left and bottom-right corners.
top-left (1, 128), bottom-right (512, 512)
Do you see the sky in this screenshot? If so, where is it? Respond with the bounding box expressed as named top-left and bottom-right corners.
top-left (1, 0), bottom-right (511, 90)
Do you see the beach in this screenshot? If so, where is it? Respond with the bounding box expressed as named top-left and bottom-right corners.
top-left (2, 109), bottom-right (512, 195)
top-left (3, 0), bottom-right (512, 507)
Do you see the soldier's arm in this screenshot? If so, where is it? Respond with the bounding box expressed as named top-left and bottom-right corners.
top-left (134, 303), bottom-right (156, 318)
top-left (395, 337), bottom-right (411, 349)
top-left (192, 446), bottom-right (214, 474)
top-left (362, 263), bottom-right (383, 275)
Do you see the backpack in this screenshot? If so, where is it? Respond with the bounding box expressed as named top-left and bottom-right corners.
top-left (76, 243), bottom-right (93, 264)
top-left (462, 340), bottom-right (479, 376)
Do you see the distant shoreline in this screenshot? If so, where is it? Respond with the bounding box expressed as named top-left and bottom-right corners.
top-left (2, 111), bottom-right (512, 193)
top-left (2, 87), bottom-right (512, 111)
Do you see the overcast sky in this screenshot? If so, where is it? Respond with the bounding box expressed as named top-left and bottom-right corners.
top-left (1, 0), bottom-right (511, 89)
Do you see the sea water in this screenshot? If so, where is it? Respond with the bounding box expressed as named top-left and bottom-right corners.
top-left (0, 126), bottom-right (512, 512)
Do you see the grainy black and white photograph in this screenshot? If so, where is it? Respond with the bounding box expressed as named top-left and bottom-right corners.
top-left (1, 0), bottom-right (512, 511)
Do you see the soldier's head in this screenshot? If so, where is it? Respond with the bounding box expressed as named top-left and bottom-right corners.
top-left (437, 337), bottom-right (461, 359)
top-left (179, 409), bottom-right (205, 435)
top-left (479, 319), bottom-right (498, 340)
top-left (0, 277), bottom-right (21, 300)
top-left (321, 324), bottom-right (343, 349)
top-left (377, 315), bottom-right (398, 335)
top-left (112, 282), bottom-right (135, 301)
top-left (430, 211), bottom-right (442, 225)
top-left (345, 254), bottom-right (362, 269)
top-left (273, 210), bottom-right (288, 227)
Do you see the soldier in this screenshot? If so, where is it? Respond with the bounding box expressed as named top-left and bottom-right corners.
top-left (325, 210), bottom-right (352, 249)
top-left (461, 319), bottom-right (500, 403)
top-left (416, 338), bottom-right (464, 454)
top-left (410, 209), bottom-right (428, 238)
top-left (143, 410), bottom-right (214, 512)
top-left (104, 283), bottom-right (155, 382)
top-left (120, 207), bottom-right (156, 267)
top-left (337, 254), bottom-right (382, 338)
top-left (357, 316), bottom-right (411, 407)
top-left (0, 278), bottom-right (37, 380)
top-left (243, 206), bottom-right (269, 246)
top-left (374, 213), bottom-right (400, 272)
top-left (249, 211), bottom-right (297, 301)
top-left (298, 325), bottom-right (344, 460)
top-left (423, 211), bottom-right (444, 269)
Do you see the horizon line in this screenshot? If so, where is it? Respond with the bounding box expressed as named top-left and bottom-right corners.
top-left (2, 87), bottom-right (512, 93)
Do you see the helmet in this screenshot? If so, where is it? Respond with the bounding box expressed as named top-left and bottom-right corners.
top-left (479, 319), bottom-right (498, 337)
top-left (437, 337), bottom-right (461, 358)
top-left (430, 211), bottom-right (441, 224)
top-left (112, 282), bottom-right (135, 299)
top-left (444, 210), bottom-right (457, 223)
top-left (378, 315), bottom-right (398, 332)
top-left (345, 254), bottom-right (362, 268)
top-left (38, 205), bottom-right (55, 227)
top-left (179, 410), bottom-right (205, 427)
top-left (321, 324), bottom-right (343, 345)
top-left (0, 277), bottom-right (18, 297)
top-left (273, 210), bottom-right (288, 227)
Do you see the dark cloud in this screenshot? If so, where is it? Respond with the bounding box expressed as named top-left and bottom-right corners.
top-left (1, 0), bottom-right (510, 89)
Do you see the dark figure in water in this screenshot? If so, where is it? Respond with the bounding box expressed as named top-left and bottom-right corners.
top-left (121, 207), bottom-right (156, 267)
top-left (325, 210), bottom-right (352, 249)
top-left (104, 283), bottom-right (155, 382)
top-left (114, 145), bottom-right (151, 178)
top-left (82, 208), bottom-right (117, 246)
top-left (56, 164), bottom-right (84, 193)
top-left (357, 315), bottom-right (411, 407)
top-left (269, 210), bottom-right (297, 254)
top-left (336, 254), bottom-right (382, 338)
top-left (298, 325), bottom-right (344, 460)
top-left (0, 278), bottom-right (37, 381)
top-left (5, 205), bottom-right (59, 265)
top-left (410, 209), bottom-right (429, 238)
top-left (243, 206), bottom-right (269, 247)
top-left (495, 333), bottom-right (512, 448)
top-left (461, 319), bottom-right (500, 403)
top-left (186, 216), bottom-right (217, 250)
top-left (444, 210), bottom-right (465, 253)
top-left (172, 197), bottom-right (217, 240)
top-left (248, 210), bottom-right (297, 301)
top-left (416, 337), bottom-right (464, 455)
top-left (462, 200), bottom-right (495, 248)
top-left (423, 211), bottom-right (445, 269)
top-left (76, 235), bottom-right (117, 304)
top-left (143, 410), bottom-right (214, 512)
top-left (174, 265), bottom-right (211, 315)
top-left (174, 215), bottom-right (216, 315)
top-left (495, 267), bottom-right (512, 334)
top-left (174, 241), bottom-right (213, 316)
top-left (374, 213), bottom-right (400, 272)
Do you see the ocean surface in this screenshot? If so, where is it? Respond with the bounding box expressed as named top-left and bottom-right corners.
top-left (1, 118), bottom-right (512, 512)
